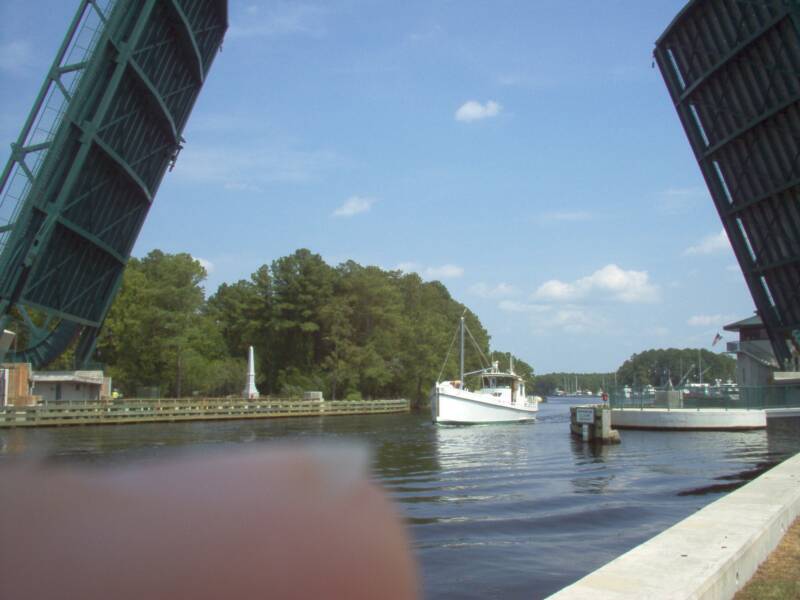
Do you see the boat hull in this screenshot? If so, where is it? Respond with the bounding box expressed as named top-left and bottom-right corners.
top-left (433, 387), bottom-right (538, 424)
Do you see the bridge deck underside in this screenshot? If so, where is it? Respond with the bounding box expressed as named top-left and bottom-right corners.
top-left (656, 0), bottom-right (800, 366)
top-left (0, 0), bottom-right (227, 367)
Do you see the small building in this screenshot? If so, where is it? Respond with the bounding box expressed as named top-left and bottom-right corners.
top-left (32, 371), bottom-right (112, 403)
top-left (724, 315), bottom-right (780, 386)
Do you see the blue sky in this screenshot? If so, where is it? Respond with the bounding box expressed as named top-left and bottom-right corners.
top-left (0, 1), bottom-right (756, 373)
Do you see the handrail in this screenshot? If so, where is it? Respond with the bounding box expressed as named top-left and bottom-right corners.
top-left (0, 398), bottom-right (411, 427)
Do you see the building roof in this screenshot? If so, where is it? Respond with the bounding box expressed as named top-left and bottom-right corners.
top-left (32, 370), bottom-right (105, 385)
top-left (724, 315), bottom-right (764, 332)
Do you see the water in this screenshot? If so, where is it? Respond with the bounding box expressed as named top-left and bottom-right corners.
top-left (2, 398), bottom-right (799, 599)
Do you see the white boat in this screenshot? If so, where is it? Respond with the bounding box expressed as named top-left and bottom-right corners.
top-left (431, 316), bottom-right (538, 424)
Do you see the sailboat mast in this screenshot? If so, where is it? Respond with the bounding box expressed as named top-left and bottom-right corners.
top-left (460, 316), bottom-right (465, 384)
top-left (698, 349), bottom-right (702, 385)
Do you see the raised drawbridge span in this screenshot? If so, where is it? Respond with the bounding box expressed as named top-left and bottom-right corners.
top-left (0, 0), bottom-right (227, 367)
top-left (656, 0), bottom-right (800, 369)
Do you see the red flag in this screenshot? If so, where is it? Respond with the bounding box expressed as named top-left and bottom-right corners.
top-left (712, 332), bottom-right (722, 346)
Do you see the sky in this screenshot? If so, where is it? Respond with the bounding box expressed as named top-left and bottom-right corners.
top-left (0, 1), bottom-right (757, 373)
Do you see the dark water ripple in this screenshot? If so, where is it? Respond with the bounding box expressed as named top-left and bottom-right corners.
top-left (2, 399), bottom-right (800, 599)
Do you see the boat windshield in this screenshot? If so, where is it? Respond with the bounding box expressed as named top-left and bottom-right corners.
top-left (482, 376), bottom-right (514, 389)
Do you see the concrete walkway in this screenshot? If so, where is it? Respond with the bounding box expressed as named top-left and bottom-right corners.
top-left (547, 452), bottom-right (800, 599)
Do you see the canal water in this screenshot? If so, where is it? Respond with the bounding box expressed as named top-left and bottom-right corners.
top-left (2, 398), bottom-right (800, 599)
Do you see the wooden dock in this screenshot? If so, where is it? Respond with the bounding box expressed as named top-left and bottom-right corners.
top-left (0, 398), bottom-right (410, 428)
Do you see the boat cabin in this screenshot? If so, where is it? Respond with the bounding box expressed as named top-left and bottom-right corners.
top-left (479, 363), bottom-right (525, 404)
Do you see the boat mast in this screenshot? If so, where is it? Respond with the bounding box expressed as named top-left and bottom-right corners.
top-left (698, 349), bottom-right (702, 385)
top-left (460, 315), bottom-right (465, 385)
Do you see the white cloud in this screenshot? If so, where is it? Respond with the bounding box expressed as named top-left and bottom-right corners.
top-left (0, 40), bottom-right (35, 75)
top-left (497, 74), bottom-right (526, 87)
top-left (687, 314), bottom-right (734, 327)
top-left (194, 257), bottom-right (215, 274)
top-left (646, 326), bottom-right (670, 337)
top-left (455, 100), bottom-right (501, 122)
top-left (224, 181), bottom-right (262, 193)
top-left (424, 264), bottom-right (464, 279)
top-left (495, 72), bottom-right (556, 91)
top-left (533, 264), bottom-right (660, 304)
top-left (173, 142), bottom-right (348, 188)
top-left (333, 196), bottom-right (375, 217)
top-left (535, 279), bottom-right (575, 301)
top-left (405, 25), bottom-right (444, 45)
top-left (498, 300), bottom-right (549, 313)
top-left (684, 229), bottom-right (731, 256)
top-left (726, 264), bottom-right (740, 273)
top-left (657, 187), bottom-right (709, 215)
top-left (549, 307), bottom-right (597, 334)
top-left (229, 3), bottom-right (328, 39)
top-left (394, 261), bottom-right (419, 273)
top-left (535, 210), bottom-right (591, 224)
top-left (498, 300), bottom-right (608, 335)
top-left (395, 262), bottom-right (464, 280)
top-left (470, 282), bottom-right (515, 299)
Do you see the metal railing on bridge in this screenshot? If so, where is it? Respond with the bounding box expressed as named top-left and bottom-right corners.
top-left (608, 385), bottom-right (800, 412)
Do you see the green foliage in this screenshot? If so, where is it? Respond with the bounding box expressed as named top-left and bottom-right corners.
top-left (98, 248), bottom-right (513, 404)
top-left (616, 348), bottom-right (735, 387)
top-left (532, 348), bottom-right (736, 396)
top-left (97, 251), bottom-right (239, 397)
top-left (87, 250), bottom-right (738, 404)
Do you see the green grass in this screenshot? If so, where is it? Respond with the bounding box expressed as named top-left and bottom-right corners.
top-left (735, 516), bottom-right (800, 600)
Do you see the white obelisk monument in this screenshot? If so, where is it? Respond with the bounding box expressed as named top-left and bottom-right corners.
top-left (244, 345), bottom-right (260, 399)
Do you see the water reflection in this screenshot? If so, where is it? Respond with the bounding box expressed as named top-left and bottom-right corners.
top-left (568, 437), bottom-right (614, 494)
top-left (0, 429), bottom-right (28, 456)
top-left (568, 436), bottom-right (610, 463)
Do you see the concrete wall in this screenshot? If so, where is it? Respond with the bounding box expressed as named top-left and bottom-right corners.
top-left (611, 408), bottom-right (766, 430)
top-left (548, 451), bottom-right (800, 599)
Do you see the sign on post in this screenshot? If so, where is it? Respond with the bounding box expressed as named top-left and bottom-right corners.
top-left (575, 407), bottom-right (595, 424)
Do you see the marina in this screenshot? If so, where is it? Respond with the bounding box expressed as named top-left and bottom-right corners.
top-left (3, 398), bottom-right (799, 598)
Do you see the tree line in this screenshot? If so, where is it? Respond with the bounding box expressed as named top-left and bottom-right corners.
top-left (49, 248), bottom-right (737, 401)
top-left (615, 347), bottom-right (735, 387)
top-left (532, 349), bottom-right (736, 396)
top-left (88, 248), bottom-right (503, 403)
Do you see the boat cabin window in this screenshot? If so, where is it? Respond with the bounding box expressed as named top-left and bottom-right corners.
top-left (483, 377), bottom-right (512, 389)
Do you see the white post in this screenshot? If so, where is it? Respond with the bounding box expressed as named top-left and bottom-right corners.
top-left (244, 346), bottom-right (260, 399)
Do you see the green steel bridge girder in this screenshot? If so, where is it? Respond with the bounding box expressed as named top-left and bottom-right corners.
top-left (0, 0), bottom-right (228, 367)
